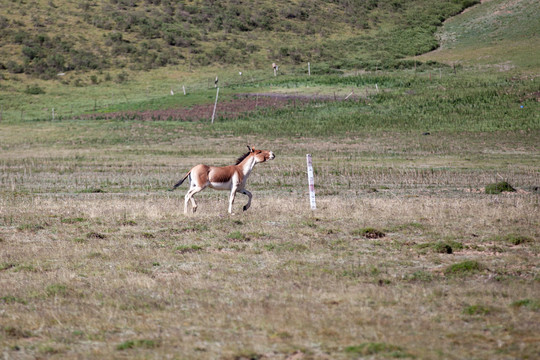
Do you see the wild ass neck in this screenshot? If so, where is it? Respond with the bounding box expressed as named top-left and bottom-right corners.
top-left (238, 154), bottom-right (258, 178)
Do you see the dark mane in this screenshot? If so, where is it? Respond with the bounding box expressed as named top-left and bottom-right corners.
top-left (235, 151), bottom-right (251, 165)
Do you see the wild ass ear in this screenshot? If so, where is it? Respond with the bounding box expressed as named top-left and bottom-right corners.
top-left (247, 145), bottom-right (253, 152)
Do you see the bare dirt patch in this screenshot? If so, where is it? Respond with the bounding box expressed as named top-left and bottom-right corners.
top-left (78, 94), bottom-right (332, 122)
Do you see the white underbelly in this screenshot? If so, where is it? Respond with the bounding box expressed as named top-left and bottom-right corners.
top-left (209, 181), bottom-right (232, 190)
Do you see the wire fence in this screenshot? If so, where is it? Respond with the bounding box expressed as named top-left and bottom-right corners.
top-left (1, 65), bottom-right (447, 122)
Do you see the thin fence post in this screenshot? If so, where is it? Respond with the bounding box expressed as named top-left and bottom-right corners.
top-left (308, 62), bottom-right (311, 76)
top-left (183, 85), bottom-right (186, 95)
top-left (306, 154), bottom-right (317, 210)
top-left (211, 87), bottom-right (219, 124)
top-left (52, 107), bottom-right (55, 121)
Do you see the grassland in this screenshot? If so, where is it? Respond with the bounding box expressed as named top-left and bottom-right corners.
top-left (1, 0), bottom-right (540, 359)
top-left (1, 120), bottom-right (539, 359)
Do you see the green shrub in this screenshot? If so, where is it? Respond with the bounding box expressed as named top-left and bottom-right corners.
top-left (431, 240), bottom-right (463, 254)
top-left (503, 234), bottom-right (533, 246)
top-left (485, 181), bottom-right (516, 194)
top-left (6, 60), bottom-right (24, 74)
top-left (444, 260), bottom-right (483, 276)
top-left (433, 242), bottom-right (453, 254)
top-left (115, 72), bottom-right (129, 83)
top-left (24, 85), bottom-right (45, 95)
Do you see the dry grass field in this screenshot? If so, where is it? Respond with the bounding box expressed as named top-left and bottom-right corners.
top-left (1, 121), bottom-right (539, 359)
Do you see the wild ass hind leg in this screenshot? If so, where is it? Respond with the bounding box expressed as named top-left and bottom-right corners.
top-left (184, 186), bottom-right (204, 214)
top-left (240, 189), bottom-right (252, 211)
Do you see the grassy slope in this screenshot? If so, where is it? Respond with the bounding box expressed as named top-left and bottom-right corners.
top-left (0, 0), bottom-right (473, 74)
top-left (0, 0), bottom-right (482, 122)
top-left (417, 0), bottom-right (540, 70)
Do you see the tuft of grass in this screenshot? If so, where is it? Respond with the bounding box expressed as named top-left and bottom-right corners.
top-left (418, 240), bottom-right (464, 254)
top-left (352, 227), bottom-right (386, 239)
top-left (263, 242), bottom-right (308, 253)
top-left (485, 181), bottom-right (516, 194)
top-left (463, 304), bottom-right (492, 316)
top-left (444, 260), bottom-right (483, 276)
top-left (432, 242), bottom-right (453, 254)
top-left (116, 339), bottom-right (159, 351)
top-left (1, 295), bottom-right (27, 305)
top-left (61, 217), bottom-right (86, 224)
top-left (77, 188), bottom-right (106, 194)
top-left (227, 231), bottom-right (250, 242)
top-left (86, 232), bottom-right (106, 240)
top-left (2, 326), bottom-right (32, 339)
top-left (503, 234), bottom-right (533, 246)
top-left (175, 244), bottom-right (204, 254)
top-left (181, 224), bottom-right (209, 232)
top-left (17, 223), bottom-right (45, 232)
top-left (345, 342), bottom-right (411, 357)
top-left (406, 270), bottom-right (434, 282)
top-left (45, 284), bottom-right (68, 297)
top-left (510, 299), bottom-right (540, 311)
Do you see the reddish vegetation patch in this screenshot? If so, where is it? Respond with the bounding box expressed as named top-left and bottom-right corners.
top-left (79, 95), bottom-right (315, 122)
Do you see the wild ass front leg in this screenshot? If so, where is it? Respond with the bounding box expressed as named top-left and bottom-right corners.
top-left (240, 189), bottom-right (252, 211)
top-left (228, 186), bottom-right (238, 214)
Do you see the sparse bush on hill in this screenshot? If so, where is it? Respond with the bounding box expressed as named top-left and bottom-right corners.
top-left (24, 85), bottom-right (45, 95)
top-left (0, 0), bottom-right (480, 78)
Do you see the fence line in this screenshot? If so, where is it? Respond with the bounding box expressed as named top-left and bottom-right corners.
top-left (3, 67), bottom-right (448, 122)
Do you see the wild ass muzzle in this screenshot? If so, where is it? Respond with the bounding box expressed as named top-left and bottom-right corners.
top-left (171, 146), bottom-right (275, 214)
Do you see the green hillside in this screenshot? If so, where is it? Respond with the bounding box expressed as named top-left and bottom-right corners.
top-left (418, 0), bottom-right (540, 70)
top-left (0, 0), bottom-right (478, 78)
top-left (0, 0), bottom-right (538, 124)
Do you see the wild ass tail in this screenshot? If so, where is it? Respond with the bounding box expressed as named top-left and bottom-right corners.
top-left (169, 171), bottom-right (190, 191)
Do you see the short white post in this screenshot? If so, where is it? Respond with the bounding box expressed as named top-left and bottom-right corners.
top-left (306, 154), bottom-right (317, 210)
top-left (211, 87), bottom-right (219, 124)
top-left (52, 108), bottom-right (55, 121)
top-left (183, 85), bottom-right (186, 95)
top-left (308, 62), bottom-right (311, 76)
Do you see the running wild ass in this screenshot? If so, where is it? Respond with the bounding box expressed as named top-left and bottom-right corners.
top-left (171, 146), bottom-right (275, 214)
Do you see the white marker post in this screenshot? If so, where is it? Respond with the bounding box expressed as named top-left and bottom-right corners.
top-left (211, 87), bottom-right (219, 124)
top-left (306, 154), bottom-right (317, 210)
